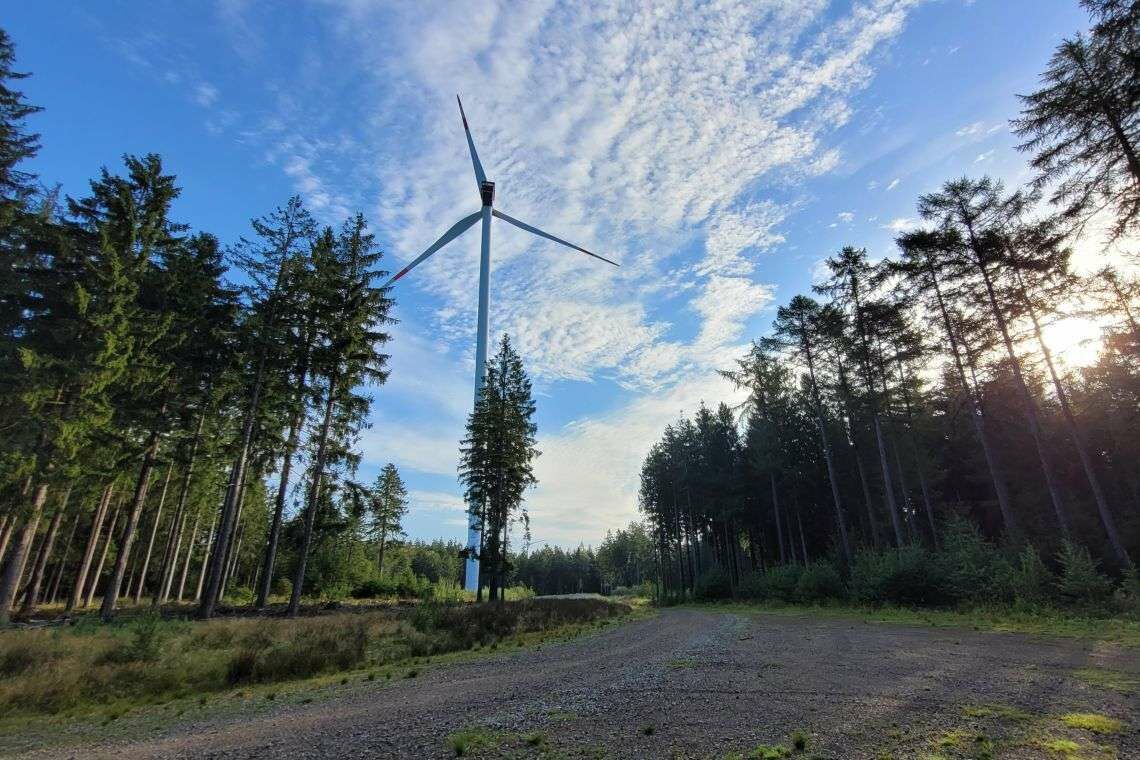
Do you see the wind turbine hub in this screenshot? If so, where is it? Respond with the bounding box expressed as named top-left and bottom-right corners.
top-left (480, 180), bottom-right (496, 207)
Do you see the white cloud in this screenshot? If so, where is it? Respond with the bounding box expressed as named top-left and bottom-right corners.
top-left (691, 275), bottom-right (776, 353)
top-left (698, 201), bottom-right (787, 277)
top-left (205, 0), bottom-right (924, 545)
top-left (193, 82), bottom-right (219, 107)
top-left (886, 178), bottom-right (900, 190)
top-left (836, 211), bottom-right (856, 223)
top-left (956, 121), bottom-right (986, 137)
top-left (882, 217), bottom-right (918, 232)
top-left (974, 149), bottom-right (996, 163)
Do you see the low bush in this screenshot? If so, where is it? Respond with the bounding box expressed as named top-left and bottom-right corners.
top-left (738, 564), bottom-right (802, 602)
top-left (695, 568), bottom-right (733, 600)
top-left (1056, 542), bottom-right (1114, 611)
top-left (850, 546), bottom-right (954, 607)
top-left (795, 561), bottom-right (845, 603)
top-left (0, 597), bottom-right (631, 718)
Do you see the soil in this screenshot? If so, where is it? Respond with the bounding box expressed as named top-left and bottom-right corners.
top-left (12, 607), bottom-right (1139, 759)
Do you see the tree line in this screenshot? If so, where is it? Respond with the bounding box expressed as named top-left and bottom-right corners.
top-left (639, 0), bottom-right (1140, 600)
top-left (0, 25), bottom-right (430, 623)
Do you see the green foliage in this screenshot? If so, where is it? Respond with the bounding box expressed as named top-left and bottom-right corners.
top-left (0, 598), bottom-right (631, 718)
top-left (850, 547), bottom-right (953, 607)
top-left (227, 619), bottom-right (368, 684)
top-left (1056, 542), bottom-right (1114, 610)
top-left (794, 561), bottom-right (845, 603)
top-left (739, 565), bottom-right (802, 603)
top-left (695, 568), bottom-right (733, 600)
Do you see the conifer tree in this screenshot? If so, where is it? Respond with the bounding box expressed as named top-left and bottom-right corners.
top-left (368, 463), bottom-right (408, 576)
top-left (199, 197), bottom-right (314, 619)
top-left (1014, 6), bottom-right (1140, 236)
top-left (287, 216), bottom-right (392, 616)
top-left (459, 335), bottom-right (539, 601)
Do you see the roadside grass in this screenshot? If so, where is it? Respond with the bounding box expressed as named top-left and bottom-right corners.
top-left (1071, 667), bottom-right (1139, 694)
top-left (689, 601), bottom-right (1140, 646)
top-left (0, 597), bottom-right (632, 725)
top-left (864, 700), bottom-right (1128, 760)
top-left (1059, 712), bottom-right (1125, 734)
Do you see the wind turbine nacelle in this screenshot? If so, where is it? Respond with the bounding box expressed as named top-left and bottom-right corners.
top-left (480, 180), bottom-right (496, 207)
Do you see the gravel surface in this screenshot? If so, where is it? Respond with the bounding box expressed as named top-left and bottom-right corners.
top-left (17, 608), bottom-right (1139, 759)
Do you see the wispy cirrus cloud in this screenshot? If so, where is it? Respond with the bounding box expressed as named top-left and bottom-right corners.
top-left (178, 0), bottom-right (924, 543)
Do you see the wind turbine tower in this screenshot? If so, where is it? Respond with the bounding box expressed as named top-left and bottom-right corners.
top-left (384, 97), bottom-right (618, 592)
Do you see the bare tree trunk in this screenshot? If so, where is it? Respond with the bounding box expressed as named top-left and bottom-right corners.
top-left (925, 256), bottom-right (1019, 537)
top-left (1015, 269), bottom-right (1131, 566)
top-left (970, 233), bottom-right (1069, 534)
top-left (220, 522), bottom-right (244, 601)
top-left (797, 511), bottom-right (808, 565)
top-left (86, 499), bottom-right (121, 608)
top-left (67, 483), bottom-right (112, 612)
top-left (0, 483), bottom-right (50, 624)
top-left (837, 360), bottom-right (882, 548)
top-left (216, 467), bottom-right (248, 606)
top-left (47, 512), bottom-right (78, 605)
top-left (770, 474), bottom-right (785, 565)
top-left (289, 373), bottom-right (338, 617)
top-left (193, 512), bottom-right (217, 603)
top-left (0, 513), bottom-right (13, 567)
top-left (20, 486), bottom-right (71, 614)
top-left (257, 335), bottom-right (312, 609)
top-left (101, 428), bottom-right (162, 622)
top-left (173, 508), bottom-right (200, 603)
top-left (157, 414), bottom-right (204, 605)
top-left (134, 463), bottom-right (173, 604)
top-left (802, 334), bottom-right (853, 566)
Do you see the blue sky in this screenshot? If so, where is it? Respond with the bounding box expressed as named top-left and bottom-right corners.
top-left (8, 0), bottom-right (1094, 547)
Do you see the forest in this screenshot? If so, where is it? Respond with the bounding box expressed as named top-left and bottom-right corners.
top-left (639, 0), bottom-right (1140, 612)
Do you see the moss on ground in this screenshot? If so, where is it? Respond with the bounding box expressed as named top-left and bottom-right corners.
top-left (1059, 712), bottom-right (1125, 734)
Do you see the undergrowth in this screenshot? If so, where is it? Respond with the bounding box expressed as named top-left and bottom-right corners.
top-left (0, 597), bottom-right (629, 718)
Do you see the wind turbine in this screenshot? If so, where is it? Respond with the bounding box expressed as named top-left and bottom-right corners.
top-left (384, 96), bottom-right (619, 593)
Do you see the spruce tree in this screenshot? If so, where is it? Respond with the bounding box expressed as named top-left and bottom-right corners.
top-left (368, 463), bottom-right (408, 577)
top-left (459, 335), bottom-right (539, 601)
top-left (286, 216), bottom-right (392, 616)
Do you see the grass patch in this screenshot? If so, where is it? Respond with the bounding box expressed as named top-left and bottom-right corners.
top-left (935, 729), bottom-right (994, 758)
top-left (747, 744), bottom-right (790, 759)
top-left (1059, 712), bottom-right (1124, 734)
top-left (0, 597), bottom-right (631, 721)
top-left (790, 729), bottom-right (808, 750)
top-left (1071, 667), bottom-right (1139, 694)
top-left (1036, 737), bottom-right (1082, 757)
top-left (692, 601), bottom-right (1140, 646)
top-left (447, 727), bottom-right (510, 757)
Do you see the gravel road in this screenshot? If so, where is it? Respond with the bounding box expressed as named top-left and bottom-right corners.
top-left (20, 608), bottom-right (1140, 759)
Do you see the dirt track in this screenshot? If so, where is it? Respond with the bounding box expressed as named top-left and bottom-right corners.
top-left (15, 608), bottom-right (1140, 758)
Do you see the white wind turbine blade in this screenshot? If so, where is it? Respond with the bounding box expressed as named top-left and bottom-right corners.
top-left (492, 209), bottom-right (619, 267)
top-left (456, 95), bottom-right (486, 190)
top-left (384, 211), bottom-right (482, 287)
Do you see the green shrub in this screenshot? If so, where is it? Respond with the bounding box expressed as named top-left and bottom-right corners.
top-left (999, 545), bottom-right (1054, 607)
top-left (851, 546), bottom-right (953, 607)
top-left (1056, 542), bottom-right (1113, 612)
top-left (938, 518), bottom-right (1010, 604)
top-left (695, 568), bottom-right (733, 600)
top-left (794, 561), bottom-right (845, 603)
top-left (226, 619), bottom-right (369, 684)
top-left (738, 564), bottom-right (803, 602)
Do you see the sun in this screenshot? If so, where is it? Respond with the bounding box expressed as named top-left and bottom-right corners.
top-left (1041, 314), bottom-right (1106, 369)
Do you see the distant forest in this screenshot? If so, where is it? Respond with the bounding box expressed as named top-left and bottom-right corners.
top-left (639, 0), bottom-right (1140, 604)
